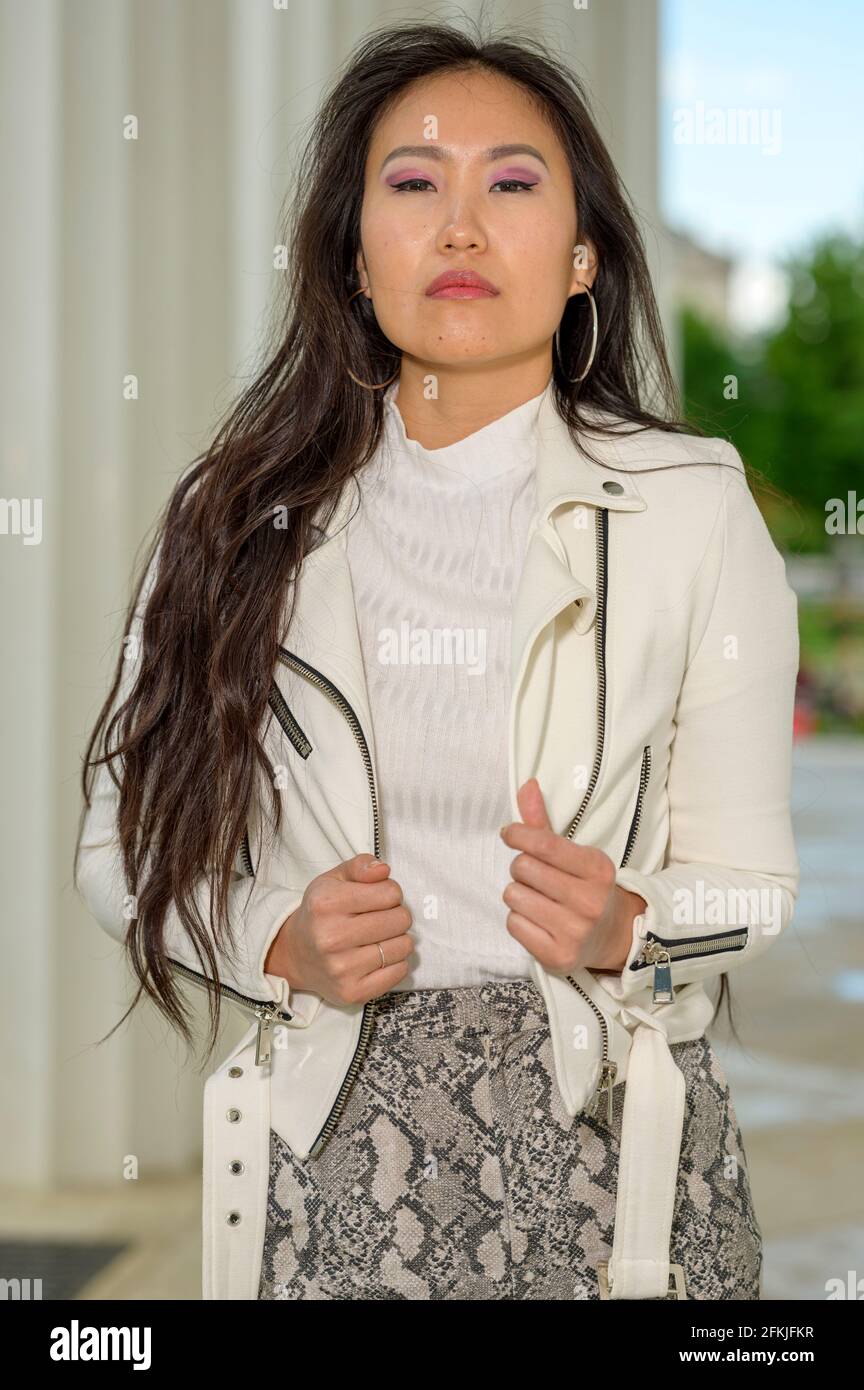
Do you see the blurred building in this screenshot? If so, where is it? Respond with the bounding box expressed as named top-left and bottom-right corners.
top-left (663, 225), bottom-right (734, 329)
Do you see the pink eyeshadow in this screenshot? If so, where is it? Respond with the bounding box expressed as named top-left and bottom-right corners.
top-left (493, 166), bottom-right (541, 182)
top-left (384, 170), bottom-right (430, 185)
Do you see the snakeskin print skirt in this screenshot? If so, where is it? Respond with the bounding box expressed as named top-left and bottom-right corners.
top-left (257, 976), bottom-right (762, 1300)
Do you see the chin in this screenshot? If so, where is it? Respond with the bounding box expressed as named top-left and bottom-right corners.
top-left (409, 337), bottom-right (509, 366)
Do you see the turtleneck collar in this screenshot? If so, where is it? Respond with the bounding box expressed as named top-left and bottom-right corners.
top-left (381, 378), bottom-right (552, 484)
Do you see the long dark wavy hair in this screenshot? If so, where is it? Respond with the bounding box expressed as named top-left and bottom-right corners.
top-left (74, 16), bottom-right (741, 1062)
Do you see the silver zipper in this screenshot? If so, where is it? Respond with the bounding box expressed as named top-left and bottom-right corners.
top-left (562, 508), bottom-right (618, 1124)
top-left (619, 745), bottom-right (651, 870)
top-left (169, 674), bottom-right (317, 1058)
top-left (177, 743), bottom-right (283, 1046)
top-left (237, 681), bottom-right (312, 882)
top-left (240, 830), bottom-right (254, 877)
top-left (630, 928), bottom-right (748, 1004)
top-left (167, 957), bottom-right (293, 1065)
top-left (268, 682), bottom-right (313, 758)
top-left (276, 645), bottom-right (381, 1159)
top-left (634, 938), bottom-right (673, 1004)
top-left (562, 508), bottom-right (608, 844)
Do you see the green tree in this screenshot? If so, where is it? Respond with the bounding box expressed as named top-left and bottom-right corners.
top-left (681, 231), bottom-right (864, 552)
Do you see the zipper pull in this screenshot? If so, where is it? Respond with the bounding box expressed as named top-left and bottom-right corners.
top-left (641, 939), bottom-right (674, 1004)
top-left (587, 1060), bottom-right (618, 1126)
top-left (254, 1004), bottom-right (281, 1066)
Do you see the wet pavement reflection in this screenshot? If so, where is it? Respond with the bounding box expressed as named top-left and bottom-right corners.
top-left (710, 736), bottom-right (864, 1300)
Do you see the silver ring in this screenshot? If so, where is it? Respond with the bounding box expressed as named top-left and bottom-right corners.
top-left (554, 282), bottom-right (598, 382)
top-left (377, 942), bottom-right (386, 969)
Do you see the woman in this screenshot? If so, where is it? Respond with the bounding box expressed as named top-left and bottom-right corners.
top-left (75, 20), bottom-right (799, 1301)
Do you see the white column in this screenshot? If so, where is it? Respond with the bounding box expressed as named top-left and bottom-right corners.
top-left (0, 0), bottom-right (63, 1186)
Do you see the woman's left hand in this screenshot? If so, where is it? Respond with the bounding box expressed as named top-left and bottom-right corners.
top-left (499, 777), bottom-right (646, 975)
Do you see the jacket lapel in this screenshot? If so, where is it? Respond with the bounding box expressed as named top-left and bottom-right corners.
top-left (511, 389), bottom-right (646, 690)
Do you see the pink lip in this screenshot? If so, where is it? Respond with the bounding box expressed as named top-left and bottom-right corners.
top-left (425, 269), bottom-right (499, 298)
top-left (430, 285), bottom-right (497, 299)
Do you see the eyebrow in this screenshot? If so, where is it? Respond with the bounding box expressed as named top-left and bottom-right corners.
top-left (380, 143), bottom-right (550, 173)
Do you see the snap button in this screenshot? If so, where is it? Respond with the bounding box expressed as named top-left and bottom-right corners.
top-left (228, 1066), bottom-right (243, 1078)
top-left (226, 1108), bottom-right (242, 1123)
top-left (602, 480), bottom-right (624, 495)
top-left (226, 1211), bottom-right (242, 1225)
top-left (229, 1160), bottom-right (245, 1175)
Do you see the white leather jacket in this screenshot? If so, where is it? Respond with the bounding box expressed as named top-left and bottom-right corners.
top-left (76, 389), bottom-right (800, 1300)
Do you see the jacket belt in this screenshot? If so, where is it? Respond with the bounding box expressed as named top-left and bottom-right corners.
top-left (606, 1010), bottom-right (686, 1300)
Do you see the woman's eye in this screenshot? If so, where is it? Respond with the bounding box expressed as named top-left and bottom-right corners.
top-left (491, 179), bottom-right (538, 193)
top-left (392, 178), bottom-right (435, 192)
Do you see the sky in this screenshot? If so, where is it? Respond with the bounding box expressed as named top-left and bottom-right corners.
top-left (661, 0), bottom-right (864, 330)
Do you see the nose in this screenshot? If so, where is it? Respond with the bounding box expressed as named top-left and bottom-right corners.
top-left (435, 184), bottom-right (488, 255)
top-left (439, 227), bottom-right (483, 252)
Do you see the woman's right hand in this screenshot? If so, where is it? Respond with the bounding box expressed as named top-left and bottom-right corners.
top-left (263, 854), bottom-right (414, 1005)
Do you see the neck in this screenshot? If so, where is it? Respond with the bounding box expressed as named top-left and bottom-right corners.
top-left (392, 351), bottom-right (553, 449)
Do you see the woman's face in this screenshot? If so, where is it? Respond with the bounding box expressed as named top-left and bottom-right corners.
top-left (356, 68), bottom-right (594, 372)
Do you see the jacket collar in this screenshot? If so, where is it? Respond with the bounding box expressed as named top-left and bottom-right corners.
top-left (316, 384), bottom-right (655, 548)
top-left (532, 389), bottom-right (647, 520)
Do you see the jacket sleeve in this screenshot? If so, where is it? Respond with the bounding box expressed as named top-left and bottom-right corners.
top-left (598, 443), bottom-right (800, 1003)
top-left (75, 543), bottom-right (319, 1025)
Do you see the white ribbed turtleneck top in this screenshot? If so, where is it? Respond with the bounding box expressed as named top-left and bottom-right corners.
top-left (344, 380), bottom-right (552, 990)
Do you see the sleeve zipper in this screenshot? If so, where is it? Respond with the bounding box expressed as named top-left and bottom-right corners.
top-left (167, 956), bottom-right (294, 1064)
top-left (629, 928), bottom-right (749, 1004)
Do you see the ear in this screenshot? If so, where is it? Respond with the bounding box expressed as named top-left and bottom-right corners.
top-left (355, 247), bottom-right (370, 296)
top-left (568, 238), bottom-right (598, 296)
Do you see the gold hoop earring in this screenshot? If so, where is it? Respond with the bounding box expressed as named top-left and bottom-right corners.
top-left (554, 282), bottom-right (598, 383)
top-left (346, 287), bottom-right (401, 389)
